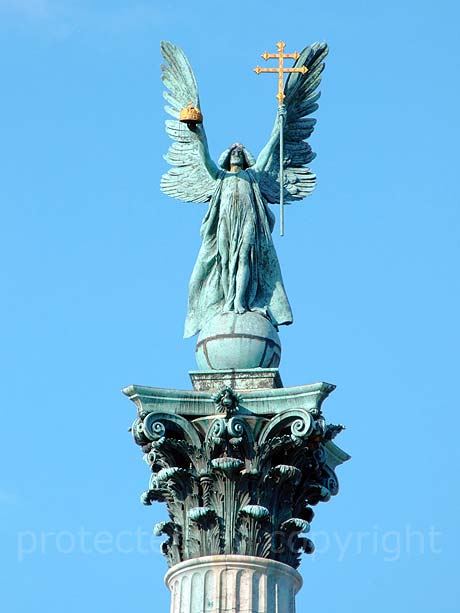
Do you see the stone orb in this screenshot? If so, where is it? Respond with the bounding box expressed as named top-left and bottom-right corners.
top-left (195, 311), bottom-right (281, 370)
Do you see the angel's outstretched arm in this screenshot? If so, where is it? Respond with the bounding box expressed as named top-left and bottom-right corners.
top-left (254, 106), bottom-right (285, 172)
top-left (188, 123), bottom-right (220, 180)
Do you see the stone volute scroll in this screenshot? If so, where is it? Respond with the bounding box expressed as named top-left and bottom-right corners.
top-left (123, 40), bottom-right (349, 613)
top-left (126, 381), bottom-right (348, 571)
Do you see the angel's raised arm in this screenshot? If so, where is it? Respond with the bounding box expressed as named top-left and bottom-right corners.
top-left (160, 42), bottom-right (217, 203)
top-left (187, 123), bottom-right (220, 180)
top-left (254, 106), bottom-right (287, 172)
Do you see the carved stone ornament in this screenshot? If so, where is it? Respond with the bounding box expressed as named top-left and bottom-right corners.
top-left (125, 377), bottom-right (349, 569)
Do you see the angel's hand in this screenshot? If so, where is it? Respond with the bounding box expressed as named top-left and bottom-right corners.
top-left (187, 122), bottom-right (205, 141)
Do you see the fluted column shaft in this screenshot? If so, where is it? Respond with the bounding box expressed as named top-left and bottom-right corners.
top-left (165, 555), bottom-right (302, 613)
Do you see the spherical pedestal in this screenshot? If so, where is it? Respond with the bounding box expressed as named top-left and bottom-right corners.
top-left (165, 555), bottom-right (302, 613)
top-left (195, 312), bottom-right (281, 370)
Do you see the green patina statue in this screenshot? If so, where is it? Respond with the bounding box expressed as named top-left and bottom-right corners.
top-left (125, 42), bottom-right (350, 574)
top-left (160, 41), bottom-right (328, 340)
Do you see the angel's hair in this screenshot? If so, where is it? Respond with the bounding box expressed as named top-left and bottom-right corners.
top-left (218, 143), bottom-right (256, 170)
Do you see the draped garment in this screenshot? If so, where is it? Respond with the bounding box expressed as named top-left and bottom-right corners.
top-left (184, 169), bottom-right (293, 338)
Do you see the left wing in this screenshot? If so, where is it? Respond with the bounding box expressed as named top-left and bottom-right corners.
top-left (160, 41), bottom-right (216, 203)
top-left (257, 43), bottom-right (329, 204)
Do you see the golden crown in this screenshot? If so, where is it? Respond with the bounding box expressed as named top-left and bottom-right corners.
top-left (179, 103), bottom-right (203, 124)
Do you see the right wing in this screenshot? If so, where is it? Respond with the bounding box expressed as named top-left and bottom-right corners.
top-left (257, 43), bottom-right (328, 204)
top-left (160, 41), bottom-right (216, 203)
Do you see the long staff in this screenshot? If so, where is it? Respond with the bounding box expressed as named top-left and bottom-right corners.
top-left (278, 104), bottom-right (285, 236)
top-left (254, 41), bottom-right (308, 236)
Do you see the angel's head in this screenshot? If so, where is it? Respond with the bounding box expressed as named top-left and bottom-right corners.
top-left (218, 143), bottom-right (255, 171)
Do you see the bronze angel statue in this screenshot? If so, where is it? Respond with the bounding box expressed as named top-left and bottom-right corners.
top-left (160, 41), bottom-right (328, 339)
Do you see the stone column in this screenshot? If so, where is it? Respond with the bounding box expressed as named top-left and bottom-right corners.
top-left (124, 369), bottom-right (349, 613)
top-left (165, 555), bottom-right (302, 613)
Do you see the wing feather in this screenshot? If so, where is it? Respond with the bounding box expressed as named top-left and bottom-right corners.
top-left (258, 42), bottom-right (328, 203)
top-left (160, 41), bottom-right (216, 203)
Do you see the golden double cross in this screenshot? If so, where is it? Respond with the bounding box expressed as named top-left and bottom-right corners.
top-left (254, 41), bottom-right (308, 235)
top-left (254, 41), bottom-right (308, 105)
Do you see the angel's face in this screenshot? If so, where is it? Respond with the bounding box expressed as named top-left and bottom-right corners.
top-left (230, 147), bottom-right (244, 167)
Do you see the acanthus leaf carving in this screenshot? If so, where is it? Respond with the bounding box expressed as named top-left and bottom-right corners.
top-left (130, 387), bottom-right (347, 568)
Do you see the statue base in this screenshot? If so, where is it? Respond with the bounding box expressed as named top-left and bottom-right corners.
top-left (165, 555), bottom-right (302, 613)
top-left (189, 368), bottom-right (283, 392)
top-left (195, 312), bottom-right (281, 371)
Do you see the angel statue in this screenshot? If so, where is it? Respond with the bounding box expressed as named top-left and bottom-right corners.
top-left (160, 41), bottom-right (328, 339)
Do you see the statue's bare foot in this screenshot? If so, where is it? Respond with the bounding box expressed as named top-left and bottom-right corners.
top-left (223, 301), bottom-right (233, 313)
top-left (234, 303), bottom-right (247, 314)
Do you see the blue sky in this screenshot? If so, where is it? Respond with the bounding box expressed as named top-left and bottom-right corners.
top-left (1, 1), bottom-right (459, 611)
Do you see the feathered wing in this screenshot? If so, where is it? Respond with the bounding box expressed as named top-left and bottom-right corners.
top-left (258, 43), bottom-right (329, 204)
top-left (160, 41), bottom-right (216, 203)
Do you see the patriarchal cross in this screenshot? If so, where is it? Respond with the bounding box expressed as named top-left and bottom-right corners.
top-left (254, 41), bottom-right (308, 236)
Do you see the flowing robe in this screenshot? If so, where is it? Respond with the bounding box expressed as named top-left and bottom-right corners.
top-left (184, 169), bottom-right (293, 338)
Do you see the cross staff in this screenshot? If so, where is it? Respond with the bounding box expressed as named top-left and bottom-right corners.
top-left (254, 41), bottom-right (308, 236)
